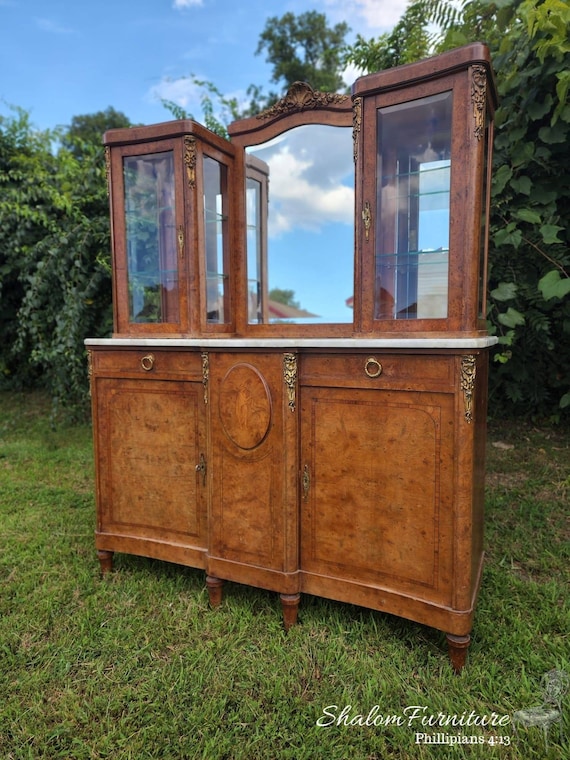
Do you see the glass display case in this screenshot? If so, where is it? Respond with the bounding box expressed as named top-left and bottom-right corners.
top-left (87, 43), bottom-right (498, 672)
top-left (104, 120), bottom-right (236, 335)
top-left (355, 46), bottom-right (495, 337)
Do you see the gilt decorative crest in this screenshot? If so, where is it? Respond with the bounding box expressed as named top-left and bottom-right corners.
top-left (471, 65), bottom-right (487, 141)
top-left (184, 136), bottom-right (197, 188)
top-left (257, 82), bottom-right (350, 121)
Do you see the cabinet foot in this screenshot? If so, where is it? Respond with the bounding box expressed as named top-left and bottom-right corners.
top-left (446, 633), bottom-right (470, 673)
top-left (97, 550), bottom-right (114, 575)
top-left (280, 593), bottom-right (300, 632)
top-left (206, 576), bottom-right (224, 608)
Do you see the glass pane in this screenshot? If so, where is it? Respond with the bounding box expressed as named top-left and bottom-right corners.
top-left (246, 124), bottom-right (354, 325)
top-left (203, 156), bottom-right (229, 324)
top-left (124, 152), bottom-right (179, 324)
top-left (246, 176), bottom-right (263, 322)
top-left (376, 92), bottom-right (452, 320)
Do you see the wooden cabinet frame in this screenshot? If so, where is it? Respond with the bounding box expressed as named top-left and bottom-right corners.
top-left (88, 44), bottom-right (497, 672)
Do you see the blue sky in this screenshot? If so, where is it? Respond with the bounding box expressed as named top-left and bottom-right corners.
top-left (0, 0), bottom-right (408, 132)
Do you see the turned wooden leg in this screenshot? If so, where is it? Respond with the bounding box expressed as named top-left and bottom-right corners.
top-left (97, 550), bottom-right (114, 575)
top-left (206, 575), bottom-right (224, 608)
top-left (447, 633), bottom-right (471, 674)
top-left (280, 593), bottom-right (300, 632)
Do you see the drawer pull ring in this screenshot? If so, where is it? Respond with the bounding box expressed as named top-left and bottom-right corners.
top-left (364, 357), bottom-right (382, 378)
top-left (141, 354), bottom-right (155, 372)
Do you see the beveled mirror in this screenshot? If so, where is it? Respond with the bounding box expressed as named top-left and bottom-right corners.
top-left (228, 83), bottom-right (356, 327)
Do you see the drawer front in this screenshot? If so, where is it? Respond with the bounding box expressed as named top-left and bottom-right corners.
top-left (300, 352), bottom-right (455, 392)
top-left (90, 348), bottom-right (203, 380)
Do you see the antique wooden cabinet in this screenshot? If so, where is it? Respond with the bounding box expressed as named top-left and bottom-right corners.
top-left (87, 43), bottom-right (497, 671)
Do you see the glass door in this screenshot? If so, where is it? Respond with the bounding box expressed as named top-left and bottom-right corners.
top-left (123, 151), bottom-right (180, 324)
top-left (203, 156), bottom-right (230, 325)
top-left (375, 92), bottom-right (452, 321)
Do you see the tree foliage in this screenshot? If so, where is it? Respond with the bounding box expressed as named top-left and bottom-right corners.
top-left (485, 0), bottom-right (569, 417)
top-left (61, 106), bottom-right (133, 157)
top-left (345, 0), bottom-right (570, 420)
top-left (256, 11), bottom-right (350, 94)
top-left (162, 78), bottom-right (242, 138)
top-left (345, 2), bottom-right (432, 72)
top-left (163, 11), bottom-right (352, 130)
top-left (0, 108), bottom-right (124, 418)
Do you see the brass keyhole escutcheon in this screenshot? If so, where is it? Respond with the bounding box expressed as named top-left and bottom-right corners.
top-left (302, 464), bottom-right (310, 501)
top-left (141, 354), bottom-right (155, 372)
top-left (195, 453), bottom-right (207, 486)
top-left (364, 357), bottom-right (382, 378)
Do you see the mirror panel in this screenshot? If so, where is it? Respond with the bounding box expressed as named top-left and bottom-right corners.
top-left (246, 124), bottom-right (354, 324)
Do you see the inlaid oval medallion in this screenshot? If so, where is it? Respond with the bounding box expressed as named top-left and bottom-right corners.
top-left (218, 364), bottom-right (272, 450)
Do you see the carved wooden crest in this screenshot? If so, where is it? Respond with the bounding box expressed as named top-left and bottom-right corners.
top-left (257, 81), bottom-right (350, 121)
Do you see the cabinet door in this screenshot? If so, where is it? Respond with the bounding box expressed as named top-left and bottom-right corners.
top-left (300, 385), bottom-right (455, 606)
top-left (208, 352), bottom-right (298, 591)
top-left (110, 140), bottom-right (190, 335)
top-left (93, 376), bottom-right (207, 565)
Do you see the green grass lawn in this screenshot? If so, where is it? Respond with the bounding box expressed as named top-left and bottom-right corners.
top-left (1, 391), bottom-right (568, 759)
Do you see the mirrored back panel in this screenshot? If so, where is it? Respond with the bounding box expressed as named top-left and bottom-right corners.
top-left (229, 83), bottom-right (355, 329)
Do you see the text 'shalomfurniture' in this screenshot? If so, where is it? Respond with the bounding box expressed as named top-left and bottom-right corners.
top-left (87, 44), bottom-right (498, 672)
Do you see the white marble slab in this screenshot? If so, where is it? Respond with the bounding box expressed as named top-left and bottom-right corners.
top-left (85, 336), bottom-right (498, 349)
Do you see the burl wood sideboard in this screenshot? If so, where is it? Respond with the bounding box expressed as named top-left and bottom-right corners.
top-left (86, 43), bottom-right (498, 672)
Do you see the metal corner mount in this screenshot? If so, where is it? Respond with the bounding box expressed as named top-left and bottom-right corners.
top-left (184, 135), bottom-right (197, 189)
top-left (352, 97), bottom-right (362, 163)
top-left (283, 353), bottom-right (297, 412)
top-left (461, 355), bottom-right (477, 423)
top-left (471, 65), bottom-right (487, 141)
top-left (201, 351), bottom-right (209, 405)
top-left (362, 201), bottom-right (372, 242)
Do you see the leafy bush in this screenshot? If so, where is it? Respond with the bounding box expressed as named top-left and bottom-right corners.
top-left (345, 0), bottom-right (570, 420)
top-left (485, 0), bottom-right (570, 419)
top-left (0, 109), bottom-right (113, 419)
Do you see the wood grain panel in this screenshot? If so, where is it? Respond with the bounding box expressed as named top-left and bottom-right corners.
top-left (96, 377), bottom-right (206, 546)
top-left (218, 363), bottom-right (272, 449)
top-left (300, 385), bottom-right (454, 603)
top-left (208, 352), bottom-right (298, 576)
top-left (300, 352), bottom-right (454, 391)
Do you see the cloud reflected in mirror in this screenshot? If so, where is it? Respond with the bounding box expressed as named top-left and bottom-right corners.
top-left (246, 124), bottom-right (354, 324)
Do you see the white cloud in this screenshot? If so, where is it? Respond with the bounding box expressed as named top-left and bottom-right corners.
top-left (146, 76), bottom-right (252, 124)
top-left (147, 76), bottom-right (202, 111)
top-left (251, 125), bottom-right (354, 238)
top-left (34, 17), bottom-right (76, 35)
top-left (173, 0), bottom-right (203, 8)
top-left (322, 0), bottom-right (409, 32)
